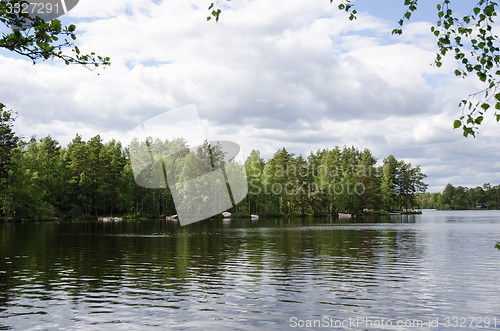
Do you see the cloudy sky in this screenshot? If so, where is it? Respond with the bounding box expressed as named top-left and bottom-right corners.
top-left (1, 0), bottom-right (499, 192)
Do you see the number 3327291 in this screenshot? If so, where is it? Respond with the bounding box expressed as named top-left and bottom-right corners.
top-left (5, 2), bottom-right (62, 15)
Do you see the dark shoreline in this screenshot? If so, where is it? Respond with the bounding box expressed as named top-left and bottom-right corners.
top-left (1, 210), bottom-right (428, 223)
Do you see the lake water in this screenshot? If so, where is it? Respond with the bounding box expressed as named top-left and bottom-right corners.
top-left (1, 210), bottom-right (500, 330)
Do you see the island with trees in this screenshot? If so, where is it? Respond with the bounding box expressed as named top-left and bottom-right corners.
top-left (0, 108), bottom-right (429, 220)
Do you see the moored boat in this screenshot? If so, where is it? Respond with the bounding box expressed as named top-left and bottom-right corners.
top-left (98, 217), bottom-right (122, 222)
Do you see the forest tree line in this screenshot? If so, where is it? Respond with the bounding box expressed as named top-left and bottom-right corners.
top-left (1, 106), bottom-right (428, 220)
top-left (417, 183), bottom-right (500, 210)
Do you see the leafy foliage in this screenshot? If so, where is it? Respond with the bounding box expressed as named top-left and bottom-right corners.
top-left (207, 2), bottom-right (222, 22)
top-left (332, 0), bottom-right (357, 21)
top-left (0, 104), bottom-right (19, 219)
top-left (431, 0), bottom-right (499, 137)
top-left (0, 104), bottom-right (18, 185)
top-left (0, 0), bottom-right (110, 67)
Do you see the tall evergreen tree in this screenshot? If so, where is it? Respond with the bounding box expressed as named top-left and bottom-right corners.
top-left (245, 149), bottom-right (265, 214)
top-left (356, 149), bottom-right (380, 211)
top-left (380, 155), bottom-right (399, 211)
top-left (0, 104), bottom-right (19, 219)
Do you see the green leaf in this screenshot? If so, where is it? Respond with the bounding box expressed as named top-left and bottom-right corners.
top-left (476, 116), bottom-right (484, 124)
top-left (405, 12), bottom-right (411, 20)
top-left (453, 120), bottom-right (462, 128)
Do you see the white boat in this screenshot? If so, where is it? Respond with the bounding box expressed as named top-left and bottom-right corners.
top-left (99, 217), bottom-right (122, 222)
top-left (222, 211), bottom-right (231, 218)
top-left (166, 214), bottom-right (178, 221)
top-left (338, 213), bottom-right (352, 218)
top-left (250, 214), bottom-right (259, 219)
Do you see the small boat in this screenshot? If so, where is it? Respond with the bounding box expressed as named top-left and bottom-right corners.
top-left (250, 214), bottom-right (259, 220)
top-left (222, 211), bottom-right (231, 218)
top-left (338, 213), bottom-right (352, 218)
top-left (166, 214), bottom-right (178, 221)
top-left (98, 217), bottom-right (122, 222)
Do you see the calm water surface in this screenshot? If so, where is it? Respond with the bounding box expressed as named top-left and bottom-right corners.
top-left (1, 210), bottom-right (500, 330)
